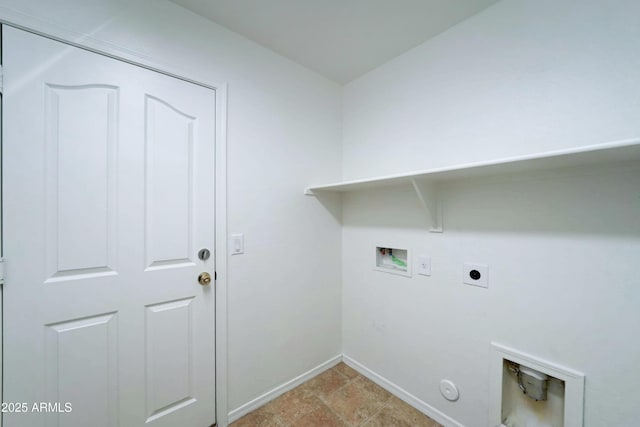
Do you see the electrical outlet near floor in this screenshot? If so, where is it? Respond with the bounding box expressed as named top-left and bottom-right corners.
top-left (463, 263), bottom-right (488, 288)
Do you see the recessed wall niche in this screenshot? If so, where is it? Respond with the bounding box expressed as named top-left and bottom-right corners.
top-left (490, 343), bottom-right (585, 427)
top-left (374, 246), bottom-right (411, 277)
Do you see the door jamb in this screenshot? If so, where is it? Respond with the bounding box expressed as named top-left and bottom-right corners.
top-left (0, 9), bottom-right (229, 427)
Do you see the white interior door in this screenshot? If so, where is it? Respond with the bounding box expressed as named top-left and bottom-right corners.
top-left (3, 26), bottom-right (216, 427)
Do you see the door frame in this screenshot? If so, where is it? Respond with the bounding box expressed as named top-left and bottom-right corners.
top-left (0, 8), bottom-right (229, 427)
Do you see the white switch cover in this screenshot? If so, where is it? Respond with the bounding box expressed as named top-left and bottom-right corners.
top-left (463, 263), bottom-right (488, 288)
top-left (230, 234), bottom-right (244, 255)
top-left (417, 255), bottom-right (431, 276)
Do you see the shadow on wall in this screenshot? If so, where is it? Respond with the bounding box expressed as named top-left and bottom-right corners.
top-left (342, 160), bottom-right (640, 237)
top-left (311, 191), bottom-right (344, 223)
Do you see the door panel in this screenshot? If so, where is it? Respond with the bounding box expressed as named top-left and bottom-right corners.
top-left (45, 313), bottom-right (119, 427)
top-left (3, 26), bottom-right (216, 427)
top-left (145, 298), bottom-right (195, 420)
top-left (44, 84), bottom-right (118, 280)
top-left (145, 96), bottom-right (196, 269)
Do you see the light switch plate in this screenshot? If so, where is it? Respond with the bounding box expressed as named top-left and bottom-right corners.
top-left (230, 234), bottom-right (244, 255)
top-left (463, 262), bottom-right (488, 288)
top-left (417, 255), bottom-right (431, 276)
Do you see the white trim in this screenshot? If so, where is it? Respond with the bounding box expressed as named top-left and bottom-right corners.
top-left (214, 83), bottom-right (229, 427)
top-left (0, 283), bottom-right (2, 427)
top-left (0, 6), bottom-right (214, 91)
top-left (0, 53), bottom-right (4, 427)
top-left (489, 343), bottom-right (585, 427)
top-left (0, 10), bottom-right (230, 427)
top-left (227, 355), bottom-right (342, 423)
top-left (342, 355), bottom-right (465, 427)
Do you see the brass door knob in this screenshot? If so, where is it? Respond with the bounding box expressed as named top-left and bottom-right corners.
top-left (198, 272), bottom-right (212, 286)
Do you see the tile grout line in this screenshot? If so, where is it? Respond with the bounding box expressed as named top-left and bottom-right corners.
top-left (314, 366), bottom-right (359, 426)
top-left (232, 363), bottom-right (438, 427)
top-left (315, 393), bottom-right (351, 426)
top-left (319, 365), bottom-right (393, 427)
top-left (352, 377), bottom-right (395, 427)
top-left (270, 364), bottom-right (352, 427)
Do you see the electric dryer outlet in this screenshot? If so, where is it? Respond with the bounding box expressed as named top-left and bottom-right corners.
top-left (463, 263), bottom-right (488, 288)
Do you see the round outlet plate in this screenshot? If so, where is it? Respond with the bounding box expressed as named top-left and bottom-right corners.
top-left (439, 379), bottom-right (459, 401)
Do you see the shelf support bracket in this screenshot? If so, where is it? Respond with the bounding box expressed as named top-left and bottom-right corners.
top-left (411, 179), bottom-right (442, 233)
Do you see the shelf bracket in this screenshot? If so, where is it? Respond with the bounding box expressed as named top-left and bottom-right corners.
top-left (411, 179), bottom-right (442, 233)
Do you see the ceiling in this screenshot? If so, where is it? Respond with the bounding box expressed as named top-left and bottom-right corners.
top-left (169, 0), bottom-right (499, 84)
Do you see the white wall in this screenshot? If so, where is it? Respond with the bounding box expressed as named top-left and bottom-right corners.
top-left (0, 0), bottom-right (343, 419)
top-left (343, 0), bottom-right (640, 180)
top-left (5, 1), bottom-right (640, 426)
top-left (341, 1), bottom-right (640, 426)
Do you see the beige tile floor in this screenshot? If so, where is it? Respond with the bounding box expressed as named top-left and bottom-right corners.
top-left (230, 363), bottom-right (443, 427)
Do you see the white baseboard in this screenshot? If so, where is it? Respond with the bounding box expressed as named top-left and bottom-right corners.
top-left (227, 354), bottom-right (342, 423)
top-left (342, 355), bottom-right (465, 427)
top-left (228, 354), bottom-right (465, 427)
